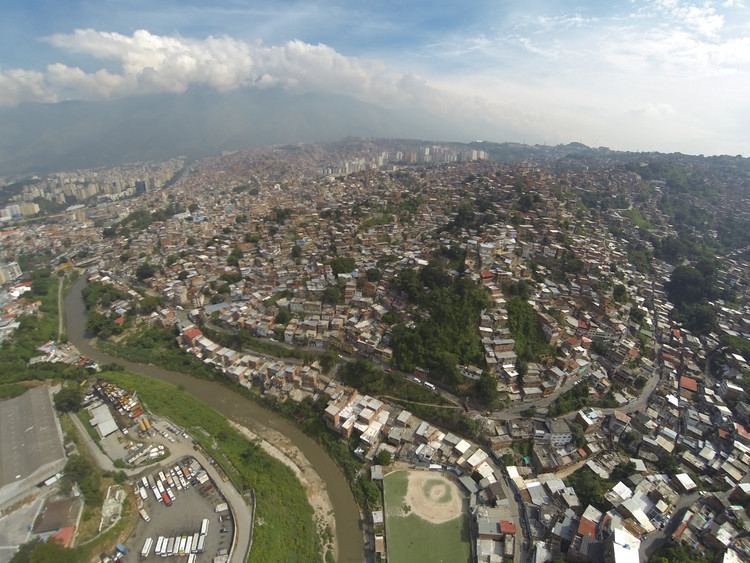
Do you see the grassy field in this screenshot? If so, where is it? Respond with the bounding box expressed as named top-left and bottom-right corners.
top-left (383, 470), bottom-right (471, 563)
top-left (101, 369), bottom-right (323, 563)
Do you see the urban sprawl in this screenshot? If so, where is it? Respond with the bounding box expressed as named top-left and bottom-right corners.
top-left (2, 139), bottom-right (750, 563)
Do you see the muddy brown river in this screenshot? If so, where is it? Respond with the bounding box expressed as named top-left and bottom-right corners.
top-left (64, 276), bottom-right (363, 562)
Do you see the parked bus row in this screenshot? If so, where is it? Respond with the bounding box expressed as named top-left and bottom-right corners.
top-left (138, 458), bottom-right (205, 509)
top-left (146, 527), bottom-right (207, 558)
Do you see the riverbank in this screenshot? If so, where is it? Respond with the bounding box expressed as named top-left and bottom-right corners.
top-left (228, 421), bottom-right (338, 562)
top-left (64, 275), bottom-right (363, 562)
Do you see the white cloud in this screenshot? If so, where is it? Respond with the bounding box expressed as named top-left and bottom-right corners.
top-left (629, 102), bottom-right (676, 119)
top-left (0, 68), bottom-right (56, 105)
top-left (0, 10), bottom-right (749, 156)
top-left (673, 4), bottom-right (724, 38)
top-left (0, 29), bottom-right (437, 108)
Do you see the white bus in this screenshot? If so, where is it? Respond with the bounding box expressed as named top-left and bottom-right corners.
top-left (184, 535), bottom-right (192, 555)
top-left (191, 533), bottom-right (199, 552)
top-left (200, 518), bottom-right (209, 535)
top-left (196, 534), bottom-right (206, 553)
top-left (178, 536), bottom-right (187, 555)
top-left (165, 538), bottom-right (175, 557)
top-left (140, 537), bottom-right (153, 558)
top-left (154, 536), bottom-right (164, 555)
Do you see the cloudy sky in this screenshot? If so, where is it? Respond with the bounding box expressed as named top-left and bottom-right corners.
top-left (1, 0), bottom-right (749, 155)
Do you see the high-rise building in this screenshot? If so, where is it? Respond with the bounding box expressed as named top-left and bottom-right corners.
top-left (0, 261), bottom-right (22, 284)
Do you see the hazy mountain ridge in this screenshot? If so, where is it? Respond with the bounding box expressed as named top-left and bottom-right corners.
top-left (0, 88), bottom-right (493, 177)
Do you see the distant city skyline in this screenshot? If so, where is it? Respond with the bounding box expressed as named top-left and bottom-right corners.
top-left (1, 1), bottom-right (749, 156)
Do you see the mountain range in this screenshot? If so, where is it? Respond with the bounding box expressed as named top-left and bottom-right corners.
top-left (0, 87), bottom-right (515, 177)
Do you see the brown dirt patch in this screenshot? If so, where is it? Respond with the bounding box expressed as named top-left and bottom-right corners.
top-left (405, 471), bottom-right (463, 524)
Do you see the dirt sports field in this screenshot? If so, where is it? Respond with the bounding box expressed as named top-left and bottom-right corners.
top-left (383, 469), bottom-right (471, 563)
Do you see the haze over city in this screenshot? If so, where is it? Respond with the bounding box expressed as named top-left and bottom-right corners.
top-left (2, 0), bottom-right (750, 158)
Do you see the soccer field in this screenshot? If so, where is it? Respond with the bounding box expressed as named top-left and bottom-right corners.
top-left (383, 469), bottom-right (471, 563)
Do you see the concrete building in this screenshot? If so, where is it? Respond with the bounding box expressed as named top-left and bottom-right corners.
top-left (0, 261), bottom-right (22, 284)
top-left (0, 387), bottom-right (67, 507)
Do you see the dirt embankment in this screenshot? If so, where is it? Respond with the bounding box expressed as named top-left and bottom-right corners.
top-left (228, 421), bottom-right (337, 561)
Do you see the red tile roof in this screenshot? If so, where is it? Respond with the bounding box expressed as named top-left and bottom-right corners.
top-left (735, 423), bottom-right (750, 440)
top-left (500, 521), bottom-right (517, 534)
top-left (578, 518), bottom-right (597, 538)
top-left (185, 328), bottom-right (203, 340)
top-left (680, 376), bottom-right (698, 393)
top-left (52, 526), bottom-right (76, 548)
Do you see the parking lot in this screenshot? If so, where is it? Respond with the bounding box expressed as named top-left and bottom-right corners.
top-left (126, 456), bottom-right (234, 561)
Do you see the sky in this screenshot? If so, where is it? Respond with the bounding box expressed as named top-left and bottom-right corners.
top-left (1, 0), bottom-right (749, 156)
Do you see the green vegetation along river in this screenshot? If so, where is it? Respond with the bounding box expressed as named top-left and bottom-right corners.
top-left (64, 275), bottom-right (363, 562)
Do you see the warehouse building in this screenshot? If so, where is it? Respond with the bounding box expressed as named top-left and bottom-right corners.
top-left (0, 387), bottom-right (67, 507)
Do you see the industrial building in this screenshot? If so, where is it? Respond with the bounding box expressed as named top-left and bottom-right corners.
top-left (0, 387), bottom-right (67, 507)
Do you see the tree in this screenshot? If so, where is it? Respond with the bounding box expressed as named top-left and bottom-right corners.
top-left (517, 194), bottom-right (534, 212)
top-left (375, 450), bottom-right (392, 466)
top-left (654, 453), bottom-right (680, 476)
top-left (340, 359), bottom-right (385, 394)
top-left (419, 259), bottom-right (449, 290)
top-left (53, 387), bottom-right (82, 413)
top-left (569, 422), bottom-right (586, 448)
top-left (565, 467), bottom-right (608, 511)
top-left (320, 349), bottom-right (340, 372)
top-left (135, 262), bottom-right (156, 280)
top-left (452, 200), bottom-right (475, 230)
top-left (139, 296), bottom-right (162, 314)
top-left (610, 461), bottom-right (636, 483)
top-left (329, 256), bottom-right (355, 276)
top-left (291, 244), bottom-right (302, 259)
top-left (382, 310), bottom-right (399, 325)
top-left (10, 538), bottom-right (71, 563)
top-left (665, 264), bottom-right (715, 307)
top-left (476, 372), bottom-right (498, 407)
top-left (227, 248), bottom-right (243, 267)
top-left (395, 267), bottom-right (422, 301)
top-left (275, 308), bottom-right (292, 325)
top-left (613, 284), bottom-right (627, 303)
top-left (366, 268), bottom-right (382, 283)
top-left (630, 307), bottom-right (646, 324)
top-left (323, 286), bottom-right (341, 304)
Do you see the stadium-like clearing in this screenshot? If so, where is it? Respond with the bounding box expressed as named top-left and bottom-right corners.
top-left (383, 469), bottom-right (471, 563)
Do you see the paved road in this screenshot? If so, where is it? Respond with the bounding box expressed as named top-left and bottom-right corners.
top-left (640, 491), bottom-right (700, 559)
top-left (57, 277), bottom-right (64, 339)
top-left (490, 358), bottom-right (663, 424)
top-left (68, 412), bottom-right (253, 563)
top-left (486, 458), bottom-right (526, 561)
